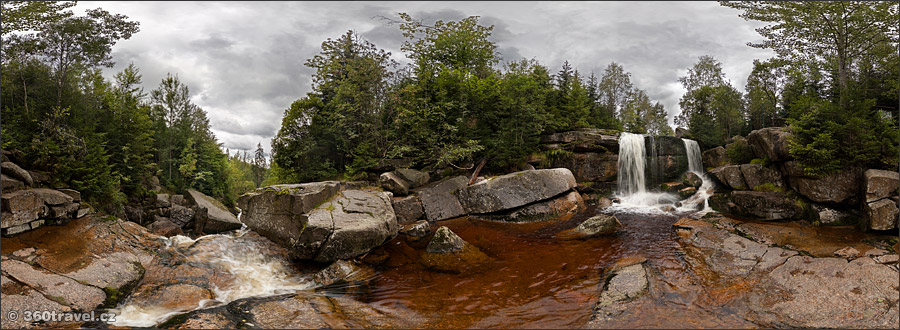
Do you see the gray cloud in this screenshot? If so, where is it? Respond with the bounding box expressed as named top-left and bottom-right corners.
top-left (79, 1), bottom-right (775, 155)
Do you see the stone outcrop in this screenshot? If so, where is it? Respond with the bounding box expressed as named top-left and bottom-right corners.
top-left (710, 165), bottom-right (747, 190)
top-left (780, 161), bottom-right (860, 204)
top-left (186, 189), bottom-right (242, 234)
top-left (682, 172), bottom-right (702, 188)
top-left (739, 164), bottom-right (784, 190)
top-left (729, 191), bottom-right (803, 220)
top-left (237, 183), bottom-right (397, 263)
top-left (550, 152), bottom-right (618, 182)
top-left (378, 171), bottom-right (409, 196)
top-left (747, 127), bottom-right (793, 162)
top-left (457, 168), bottom-right (576, 214)
top-left (2, 188), bottom-right (82, 236)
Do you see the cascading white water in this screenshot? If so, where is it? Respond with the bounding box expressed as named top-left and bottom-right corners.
top-left (617, 132), bottom-right (648, 195)
top-left (609, 133), bottom-right (678, 213)
top-left (677, 138), bottom-right (714, 215)
top-left (109, 230), bottom-right (314, 327)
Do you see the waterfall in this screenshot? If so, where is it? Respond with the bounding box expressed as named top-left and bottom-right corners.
top-left (683, 139), bottom-right (702, 172)
top-left (617, 132), bottom-right (647, 195)
top-left (679, 138), bottom-right (713, 215)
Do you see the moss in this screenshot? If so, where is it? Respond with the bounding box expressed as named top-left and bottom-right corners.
top-left (749, 158), bottom-right (770, 166)
top-left (753, 183), bottom-right (785, 193)
top-left (50, 295), bottom-right (68, 306)
top-left (101, 215), bottom-right (118, 222)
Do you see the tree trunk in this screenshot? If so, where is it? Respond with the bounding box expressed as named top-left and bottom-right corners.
top-left (468, 158), bottom-right (489, 186)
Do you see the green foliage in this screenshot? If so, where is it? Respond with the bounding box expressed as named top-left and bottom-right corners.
top-left (749, 158), bottom-right (769, 166)
top-left (726, 138), bottom-right (755, 164)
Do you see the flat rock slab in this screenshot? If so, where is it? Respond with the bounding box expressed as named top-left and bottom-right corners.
top-left (1, 259), bottom-right (106, 312)
top-left (457, 168), bottom-right (577, 214)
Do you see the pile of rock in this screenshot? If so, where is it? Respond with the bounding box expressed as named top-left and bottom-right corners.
top-left (137, 189), bottom-right (243, 237)
top-left (703, 127), bottom-right (899, 231)
top-left (1, 151), bottom-right (91, 236)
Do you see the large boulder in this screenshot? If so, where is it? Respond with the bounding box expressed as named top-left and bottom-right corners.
top-left (416, 176), bottom-right (468, 221)
top-left (864, 169), bottom-right (899, 203)
top-left (702, 146), bottom-right (728, 169)
top-left (747, 127), bottom-right (793, 162)
top-left (863, 198), bottom-right (899, 231)
top-left (1, 161), bottom-right (33, 186)
top-left (780, 161), bottom-right (860, 204)
top-left (237, 182), bottom-right (344, 253)
top-left (739, 164), bottom-right (785, 190)
top-left (457, 168), bottom-right (576, 214)
top-left (187, 189), bottom-right (242, 234)
top-left (237, 183), bottom-right (397, 263)
top-left (710, 165), bottom-right (747, 190)
top-left (730, 191), bottom-right (804, 220)
top-left (475, 190), bottom-right (584, 222)
top-left (309, 190), bottom-right (399, 262)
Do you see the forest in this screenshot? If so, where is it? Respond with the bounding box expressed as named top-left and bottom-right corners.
top-left (1, 1), bottom-right (897, 214)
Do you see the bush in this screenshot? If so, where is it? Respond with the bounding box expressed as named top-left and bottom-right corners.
top-left (726, 138), bottom-right (755, 164)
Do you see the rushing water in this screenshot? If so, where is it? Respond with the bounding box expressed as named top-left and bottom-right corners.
top-left (680, 138), bottom-right (714, 215)
top-left (109, 230), bottom-right (315, 327)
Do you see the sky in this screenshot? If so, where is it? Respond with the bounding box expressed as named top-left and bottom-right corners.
top-left (77, 1), bottom-right (776, 156)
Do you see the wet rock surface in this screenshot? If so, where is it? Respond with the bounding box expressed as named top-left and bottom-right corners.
top-left (710, 165), bottom-right (747, 190)
top-left (674, 215), bottom-right (899, 329)
top-left (391, 195), bottom-right (424, 224)
top-left (561, 214), bottom-right (622, 238)
top-left (780, 161), bottom-right (860, 204)
top-left (163, 292), bottom-right (424, 329)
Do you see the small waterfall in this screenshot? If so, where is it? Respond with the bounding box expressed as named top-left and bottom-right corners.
top-left (617, 132), bottom-right (647, 195)
top-left (679, 138), bottom-right (714, 215)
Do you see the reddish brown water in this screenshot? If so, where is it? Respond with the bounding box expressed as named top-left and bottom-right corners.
top-left (334, 207), bottom-right (756, 329)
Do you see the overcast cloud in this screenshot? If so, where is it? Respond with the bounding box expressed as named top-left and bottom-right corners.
top-left (78, 1), bottom-right (776, 156)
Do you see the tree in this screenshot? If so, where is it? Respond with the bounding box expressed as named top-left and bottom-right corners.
top-left (252, 143), bottom-right (266, 188)
top-left (676, 56), bottom-right (745, 148)
top-left (744, 58), bottom-right (786, 130)
top-left (720, 1), bottom-right (899, 110)
top-left (35, 8), bottom-right (140, 106)
top-left (598, 62), bottom-right (632, 126)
